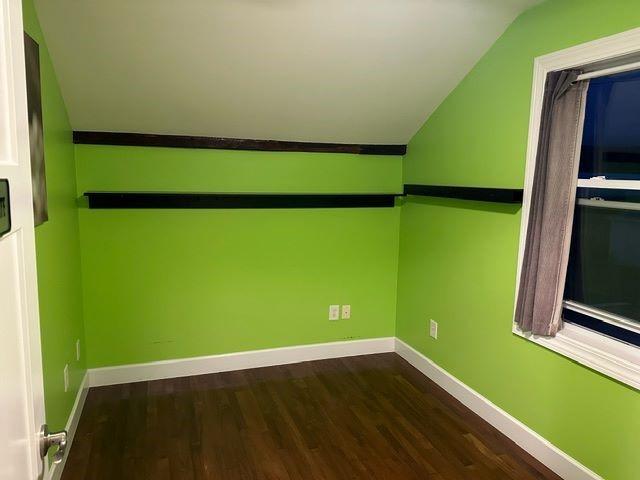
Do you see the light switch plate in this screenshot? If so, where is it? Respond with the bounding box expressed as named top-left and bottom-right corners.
top-left (341, 305), bottom-right (351, 319)
top-left (429, 319), bottom-right (438, 339)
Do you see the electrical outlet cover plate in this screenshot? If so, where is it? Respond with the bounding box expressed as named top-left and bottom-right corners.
top-left (329, 305), bottom-right (340, 321)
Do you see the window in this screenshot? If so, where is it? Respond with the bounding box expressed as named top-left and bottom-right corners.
top-left (563, 70), bottom-right (640, 348)
top-left (514, 29), bottom-right (640, 390)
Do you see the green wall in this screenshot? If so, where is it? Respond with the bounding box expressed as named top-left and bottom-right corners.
top-left (22, 0), bottom-right (86, 434)
top-left (75, 145), bottom-right (401, 367)
top-left (397, 1), bottom-right (640, 479)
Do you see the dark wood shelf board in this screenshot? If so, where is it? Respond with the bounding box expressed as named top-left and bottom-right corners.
top-left (84, 185), bottom-right (522, 209)
top-left (73, 131), bottom-right (406, 156)
top-left (84, 192), bottom-right (399, 209)
top-left (403, 184), bottom-right (523, 204)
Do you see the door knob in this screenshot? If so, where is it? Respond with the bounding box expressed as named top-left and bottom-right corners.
top-left (39, 424), bottom-right (67, 464)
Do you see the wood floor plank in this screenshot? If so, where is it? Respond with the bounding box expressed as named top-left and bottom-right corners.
top-left (61, 354), bottom-right (563, 480)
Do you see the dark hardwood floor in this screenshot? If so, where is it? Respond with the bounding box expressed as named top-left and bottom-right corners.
top-left (61, 353), bottom-right (562, 480)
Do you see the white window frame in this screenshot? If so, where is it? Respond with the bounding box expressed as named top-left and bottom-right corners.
top-left (514, 27), bottom-right (640, 391)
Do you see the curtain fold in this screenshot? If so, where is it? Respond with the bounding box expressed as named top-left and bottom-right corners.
top-left (515, 71), bottom-right (589, 336)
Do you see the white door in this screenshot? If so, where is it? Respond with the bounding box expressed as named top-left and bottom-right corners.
top-left (0, 0), bottom-right (47, 478)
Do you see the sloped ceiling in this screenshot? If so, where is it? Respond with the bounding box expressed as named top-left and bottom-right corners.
top-left (34, 0), bottom-right (539, 144)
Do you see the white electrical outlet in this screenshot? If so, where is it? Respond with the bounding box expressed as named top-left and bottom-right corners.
top-left (63, 364), bottom-right (69, 392)
top-left (341, 305), bottom-right (351, 319)
top-left (429, 319), bottom-right (438, 339)
top-left (329, 304), bottom-right (340, 321)
top-left (76, 339), bottom-right (80, 361)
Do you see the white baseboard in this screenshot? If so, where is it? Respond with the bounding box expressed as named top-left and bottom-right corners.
top-left (394, 338), bottom-right (602, 480)
top-left (47, 372), bottom-right (89, 480)
top-left (88, 337), bottom-right (396, 387)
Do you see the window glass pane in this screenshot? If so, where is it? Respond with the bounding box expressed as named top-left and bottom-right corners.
top-left (580, 69), bottom-right (640, 180)
top-left (564, 202), bottom-right (640, 324)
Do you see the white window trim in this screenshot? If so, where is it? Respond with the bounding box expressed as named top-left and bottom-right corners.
top-left (514, 27), bottom-right (640, 391)
top-left (514, 324), bottom-right (640, 390)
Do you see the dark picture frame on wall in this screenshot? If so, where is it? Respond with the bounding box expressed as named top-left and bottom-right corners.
top-left (24, 32), bottom-right (48, 226)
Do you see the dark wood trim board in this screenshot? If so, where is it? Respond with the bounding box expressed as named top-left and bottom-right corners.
top-left (73, 131), bottom-right (406, 156)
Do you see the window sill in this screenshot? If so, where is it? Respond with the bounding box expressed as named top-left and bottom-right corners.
top-left (513, 323), bottom-right (640, 390)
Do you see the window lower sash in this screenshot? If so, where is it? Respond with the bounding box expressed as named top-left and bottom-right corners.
top-left (576, 198), bottom-right (640, 211)
top-left (564, 300), bottom-right (640, 334)
top-left (562, 306), bottom-right (640, 348)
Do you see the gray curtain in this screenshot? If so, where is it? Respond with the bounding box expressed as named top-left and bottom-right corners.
top-left (515, 71), bottom-right (589, 336)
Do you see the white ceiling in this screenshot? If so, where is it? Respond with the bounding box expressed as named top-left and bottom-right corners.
top-left (34, 0), bottom-right (539, 144)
